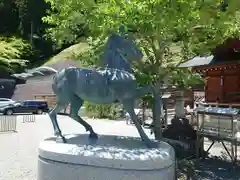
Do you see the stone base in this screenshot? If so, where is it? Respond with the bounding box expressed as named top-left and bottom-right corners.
top-left (37, 134), bottom-right (176, 180)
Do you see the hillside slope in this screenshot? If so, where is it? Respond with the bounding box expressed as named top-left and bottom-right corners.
top-left (44, 42), bottom-right (90, 66)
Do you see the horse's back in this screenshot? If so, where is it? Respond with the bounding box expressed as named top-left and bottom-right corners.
top-left (96, 68), bottom-right (136, 82)
top-left (62, 67), bottom-right (136, 84)
top-left (96, 68), bottom-right (137, 98)
top-left (56, 67), bottom-right (137, 103)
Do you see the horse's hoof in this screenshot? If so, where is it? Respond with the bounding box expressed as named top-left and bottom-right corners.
top-left (89, 133), bottom-right (98, 139)
top-left (61, 136), bottom-right (67, 143)
top-left (145, 140), bottom-right (158, 148)
top-left (56, 136), bottom-right (67, 143)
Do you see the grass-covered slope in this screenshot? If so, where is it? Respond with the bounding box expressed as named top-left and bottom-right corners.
top-left (43, 42), bottom-right (90, 66)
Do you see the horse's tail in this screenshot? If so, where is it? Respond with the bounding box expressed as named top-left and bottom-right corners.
top-left (52, 73), bottom-right (58, 93)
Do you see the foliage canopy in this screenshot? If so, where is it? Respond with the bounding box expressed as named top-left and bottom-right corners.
top-left (0, 37), bottom-right (32, 73)
top-left (42, 0), bottom-right (240, 138)
top-left (43, 0), bottom-right (240, 89)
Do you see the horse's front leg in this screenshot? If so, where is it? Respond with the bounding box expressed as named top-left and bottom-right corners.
top-left (122, 99), bottom-right (156, 148)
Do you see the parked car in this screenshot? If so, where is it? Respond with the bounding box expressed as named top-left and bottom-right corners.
top-left (0, 100), bottom-right (49, 115)
top-left (0, 98), bottom-right (15, 108)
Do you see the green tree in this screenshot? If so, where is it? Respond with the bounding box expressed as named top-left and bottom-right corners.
top-left (43, 0), bottom-right (240, 139)
top-left (42, 0), bottom-right (91, 48)
top-left (14, 0), bottom-right (50, 38)
top-left (0, 37), bottom-right (30, 73)
top-left (0, 0), bottom-right (19, 34)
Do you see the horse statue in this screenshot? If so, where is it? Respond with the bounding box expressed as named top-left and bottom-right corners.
top-left (12, 32), bottom-right (157, 148)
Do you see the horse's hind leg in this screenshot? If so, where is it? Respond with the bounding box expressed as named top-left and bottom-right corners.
top-left (49, 101), bottom-right (68, 142)
top-left (70, 95), bottom-right (98, 139)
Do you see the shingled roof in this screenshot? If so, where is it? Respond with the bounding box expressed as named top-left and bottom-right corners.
top-left (179, 39), bottom-right (240, 68)
top-left (12, 60), bottom-right (80, 100)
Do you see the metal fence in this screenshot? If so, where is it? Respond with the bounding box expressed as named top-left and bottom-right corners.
top-left (0, 115), bottom-right (17, 132)
top-left (22, 115), bottom-right (36, 123)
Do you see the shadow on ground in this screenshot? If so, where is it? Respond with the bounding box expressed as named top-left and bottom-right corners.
top-left (177, 157), bottom-right (240, 180)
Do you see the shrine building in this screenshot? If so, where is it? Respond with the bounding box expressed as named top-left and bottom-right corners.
top-left (179, 38), bottom-right (240, 106)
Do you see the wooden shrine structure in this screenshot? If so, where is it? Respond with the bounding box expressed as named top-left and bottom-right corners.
top-left (179, 39), bottom-right (240, 163)
top-left (180, 38), bottom-right (240, 105)
top-left (194, 62), bottom-right (240, 104)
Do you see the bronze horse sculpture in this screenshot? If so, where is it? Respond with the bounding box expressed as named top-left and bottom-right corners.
top-left (13, 33), bottom-right (159, 147)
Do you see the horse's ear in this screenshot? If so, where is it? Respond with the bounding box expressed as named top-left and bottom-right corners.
top-left (119, 25), bottom-right (127, 37)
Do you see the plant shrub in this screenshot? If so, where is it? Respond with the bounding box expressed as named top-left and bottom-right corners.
top-left (0, 36), bottom-right (32, 59)
top-left (0, 36), bottom-right (32, 73)
top-left (84, 101), bottom-right (122, 119)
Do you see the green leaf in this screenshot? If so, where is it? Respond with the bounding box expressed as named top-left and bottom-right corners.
top-left (43, 0), bottom-right (239, 89)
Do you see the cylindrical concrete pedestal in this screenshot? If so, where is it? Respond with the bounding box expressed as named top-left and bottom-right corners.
top-left (37, 134), bottom-right (176, 180)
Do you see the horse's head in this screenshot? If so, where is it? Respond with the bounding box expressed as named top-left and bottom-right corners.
top-left (106, 33), bottom-right (143, 65)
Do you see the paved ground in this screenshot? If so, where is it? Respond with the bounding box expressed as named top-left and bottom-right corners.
top-left (0, 114), bottom-right (239, 180)
top-left (0, 115), bottom-right (154, 180)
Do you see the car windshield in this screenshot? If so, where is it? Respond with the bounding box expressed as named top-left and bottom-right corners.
top-left (13, 101), bottom-right (23, 105)
top-left (0, 98), bottom-right (11, 101)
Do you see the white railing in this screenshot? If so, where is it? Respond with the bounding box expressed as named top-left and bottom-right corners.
top-left (0, 115), bottom-right (17, 132)
top-left (22, 115), bottom-right (36, 123)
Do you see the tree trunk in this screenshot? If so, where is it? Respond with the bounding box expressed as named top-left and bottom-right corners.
top-left (175, 90), bottom-right (185, 118)
top-left (152, 91), bottom-right (163, 140)
top-left (30, 21), bottom-right (34, 45)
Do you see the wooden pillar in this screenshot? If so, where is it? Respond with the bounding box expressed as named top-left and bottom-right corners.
top-left (220, 75), bottom-right (224, 103)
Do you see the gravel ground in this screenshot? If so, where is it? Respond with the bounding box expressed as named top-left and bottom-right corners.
top-left (0, 115), bottom-right (153, 180)
top-left (0, 114), bottom-right (239, 180)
